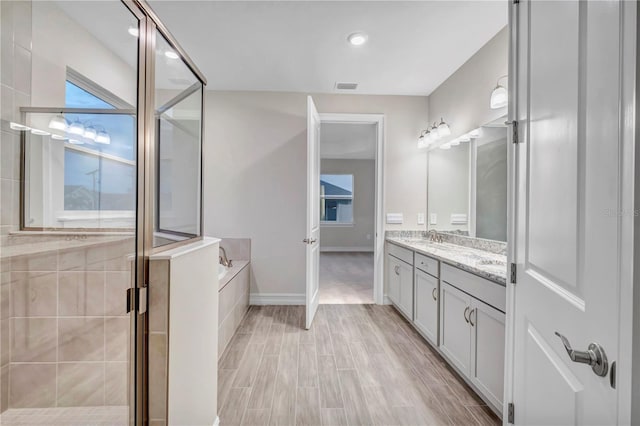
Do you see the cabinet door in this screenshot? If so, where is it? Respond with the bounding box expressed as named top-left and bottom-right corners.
top-left (414, 269), bottom-right (439, 345)
top-left (470, 298), bottom-right (505, 411)
top-left (386, 255), bottom-right (400, 305)
top-left (439, 282), bottom-right (472, 375)
top-left (397, 260), bottom-right (414, 320)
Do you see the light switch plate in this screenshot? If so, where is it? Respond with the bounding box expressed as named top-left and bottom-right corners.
top-left (430, 213), bottom-right (437, 225)
top-left (417, 213), bottom-right (425, 225)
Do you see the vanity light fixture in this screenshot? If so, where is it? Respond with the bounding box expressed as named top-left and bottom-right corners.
top-left (440, 143), bottom-right (451, 150)
top-left (165, 49), bottom-right (179, 60)
top-left (30, 128), bottom-right (50, 136)
top-left (430, 122), bottom-right (439, 141)
top-left (128, 26), bottom-right (139, 37)
top-left (83, 125), bottom-right (97, 141)
top-left (95, 129), bottom-right (111, 145)
top-left (68, 119), bottom-right (85, 136)
top-left (450, 138), bottom-right (460, 146)
top-left (68, 139), bottom-right (84, 145)
top-left (51, 134), bottom-right (67, 141)
top-left (437, 117), bottom-right (451, 137)
top-left (48, 114), bottom-right (68, 131)
top-left (458, 134), bottom-right (471, 142)
top-left (490, 75), bottom-right (508, 109)
top-left (9, 122), bottom-right (30, 131)
top-left (347, 32), bottom-right (368, 46)
top-left (469, 127), bottom-right (481, 138)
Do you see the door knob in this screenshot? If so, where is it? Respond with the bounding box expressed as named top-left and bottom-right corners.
top-left (555, 332), bottom-right (608, 377)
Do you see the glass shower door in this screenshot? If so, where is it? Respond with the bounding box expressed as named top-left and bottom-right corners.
top-left (0, 1), bottom-right (144, 424)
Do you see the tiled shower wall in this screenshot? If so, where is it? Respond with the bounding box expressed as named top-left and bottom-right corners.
top-left (0, 0), bottom-right (133, 412)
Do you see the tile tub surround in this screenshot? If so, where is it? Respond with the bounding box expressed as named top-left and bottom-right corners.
top-left (386, 236), bottom-right (507, 285)
top-left (218, 261), bottom-right (250, 360)
top-left (386, 230), bottom-right (507, 255)
top-left (0, 234), bottom-right (134, 411)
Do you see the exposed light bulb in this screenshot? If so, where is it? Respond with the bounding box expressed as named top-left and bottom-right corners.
top-left (459, 134), bottom-right (471, 142)
top-left (68, 120), bottom-right (85, 136)
top-left (450, 138), bottom-right (460, 146)
top-left (51, 134), bottom-right (67, 141)
top-left (440, 143), bottom-right (451, 150)
top-left (48, 114), bottom-right (67, 131)
top-left (430, 123), bottom-right (439, 141)
top-left (469, 128), bottom-right (481, 138)
top-left (68, 139), bottom-right (84, 145)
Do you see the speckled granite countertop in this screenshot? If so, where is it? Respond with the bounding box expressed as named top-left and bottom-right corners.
top-left (386, 237), bottom-right (507, 286)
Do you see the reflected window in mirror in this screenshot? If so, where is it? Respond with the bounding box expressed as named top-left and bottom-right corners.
top-left (320, 174), bottom-right (354, 224)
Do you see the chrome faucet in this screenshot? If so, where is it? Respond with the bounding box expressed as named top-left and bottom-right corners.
top-left (219, 247), bottom-right (232, 267)
top-left (428, 229), bottom-right (443, 243)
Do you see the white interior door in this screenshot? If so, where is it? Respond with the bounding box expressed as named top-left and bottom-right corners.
top-left (511, 1), bottom-right (633, 424)
top-left (305, 96), bottom-right (321, 330)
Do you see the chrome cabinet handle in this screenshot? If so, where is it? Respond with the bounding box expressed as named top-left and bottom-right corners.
top-left (463, 306), bottom-right (470, 323)
top-left (431, 287), bottom-right (437, 301)
top-left (394, 265), bottom-right (400, 275)
top-left (469, 308), bottom-right (476, 326)
top-left (555, 332), bottom-right (609, 377)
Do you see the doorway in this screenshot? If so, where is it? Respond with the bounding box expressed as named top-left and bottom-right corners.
top-left (314, 113), bottom-right (384, 307)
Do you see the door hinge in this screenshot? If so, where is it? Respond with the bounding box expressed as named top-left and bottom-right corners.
top-left (126, 287), bottom-right (148, 314)
top-left (513, 0), bottom-right (519, 4)
top-left (505, 120), bottom-right (519, 143)
top-left (508, 402), bottom-right (515, 423)
top-left (510, 263), bottom-right (517, 284)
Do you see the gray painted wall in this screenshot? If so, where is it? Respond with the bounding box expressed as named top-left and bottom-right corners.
top-left (320, 159), bottom-right (375, 251)
top-left (476, 137), bottom-right (508, 241)
top-left (427, 144), bottom-right (469, 232)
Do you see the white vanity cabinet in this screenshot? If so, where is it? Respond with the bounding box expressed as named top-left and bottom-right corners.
top-left (439, 282), bottom-right (473, 374)
top-left (414, 266), bottom-right (439, 346)
top-left (386, 243), bottom-right (414, 320)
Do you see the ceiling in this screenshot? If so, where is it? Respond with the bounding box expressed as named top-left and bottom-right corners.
top-left (320, 123), bottom-right (376, 160)
top-left (147, 1), bottom-right (507, 96)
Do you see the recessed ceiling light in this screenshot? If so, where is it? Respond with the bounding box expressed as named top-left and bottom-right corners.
top-left (165, 50), bottom-right (179, 60)
top-left (347, 32), bottom-right (368, 46)
top-left (128, 26), bottom-right (139, 37)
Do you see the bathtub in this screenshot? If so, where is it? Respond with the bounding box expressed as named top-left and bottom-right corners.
top-left (218, 263), bottom-right (229, 281)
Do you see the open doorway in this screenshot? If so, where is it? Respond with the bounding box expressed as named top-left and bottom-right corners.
top-left (318, 120), bottom-right (378, 304)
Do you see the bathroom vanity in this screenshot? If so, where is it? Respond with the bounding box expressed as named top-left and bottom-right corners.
top-left (385, 235), bottom-right (506, 416)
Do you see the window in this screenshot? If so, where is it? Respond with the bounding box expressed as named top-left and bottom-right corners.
top-left (63, 79), bottom-right (136, 213)
top-left (320, 174), bottom-right (353, 224)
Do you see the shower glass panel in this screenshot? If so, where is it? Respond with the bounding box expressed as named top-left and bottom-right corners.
top-left (153, 33), bottom-right (203, 248)
top-left (0, 1), bottom-right (140, 424)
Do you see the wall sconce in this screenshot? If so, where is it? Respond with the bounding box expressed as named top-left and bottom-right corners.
top-left (490, 75), bottom-right (508, 109)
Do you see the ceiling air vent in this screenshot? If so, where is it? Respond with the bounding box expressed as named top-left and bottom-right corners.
top-left (335, 82), bottom-right (358, 91)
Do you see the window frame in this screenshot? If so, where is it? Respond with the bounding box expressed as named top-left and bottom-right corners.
top-left (320, 173), bottom-right (355, 227)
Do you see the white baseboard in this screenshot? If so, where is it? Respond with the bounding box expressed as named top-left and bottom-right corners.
top-left (383, 295), bottom-right (392, 305)
top-left (250, 293), bottom-right (305, 305)
top-left (320, 246), bottom-right (374, 253)
top-left (213, 416), bottom-right (220, 426)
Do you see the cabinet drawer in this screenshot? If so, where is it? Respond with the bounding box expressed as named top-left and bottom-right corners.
top-left (415, 253), bottom-right (439, 277)
top-left (388, 242), bottom-right (414, 265)
top-left (441, 264), bottom-right (505, 313)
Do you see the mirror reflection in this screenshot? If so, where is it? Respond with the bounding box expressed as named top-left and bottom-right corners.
top-left (427, 116), bottom-right (508, 242)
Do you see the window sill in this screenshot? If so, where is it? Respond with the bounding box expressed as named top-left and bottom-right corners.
top-left (320, 222), bottom-right (355, 228)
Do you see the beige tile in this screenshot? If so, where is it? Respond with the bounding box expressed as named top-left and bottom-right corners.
top-left (232, 343), bottom-right (265, 388)
top-left (466, 405), bottom-right (501, 426)
top-left (268, 346), bottom-right (297, 426)
top-left (1, 280), bottom-right (10, 320)
top-left (58, 271), bottom-right (105, 316)
top-left (242, 408), bottom-right (270, 426)
top-left (149, 333), bottom-right (167, 420)
top-left (337, 369), bottom-right (372, 426)
top-left (321, 408), bottom-right (348, 426)
top-left (317, 355), bottom-right (343, 409)
top-left (217, 369), bottom-right (237, 410)
top-left (10, 271), bottom-right (57, 317)
top-left (1, 318), bottom-right (8, 365)
top-left (1, 364), bottom-right (8, 412)
top-left (105, 362), bottom-right (128, 406)
top-left (85, 246), bottom-right (105, 271)
top-left (105, 271), bottom-right (131, 316)
top-left (105, 317), bottom-right (129, 362)
top-left (11, 251), bottom-right (57, 272)
top-left (0, 179), bottom-right (14, 226)
top-left (58, 318), bottom-right (105, 361)
top-left (149, 260), bottom-right (169, 333)
top-left (12, 44), bottom-right (30, 95)
top-left (57, 363), bottom-right (105, 407)
top-left (295, 387), bottom-right (321, 426)
top-left (9, 364), bottom-right (56, 408)
top-left (247, 355), bottom-right (278, 410)
top-left (11, 318), bottom-right (57, 362)
top-left (58, 248), bottom-right (87, 272)
top-left (297, 343), bottom-right (318, 388)
top-left (220, 387), bottom-right (250, 426)
top-left (104, 240), bottom-right (135, 272)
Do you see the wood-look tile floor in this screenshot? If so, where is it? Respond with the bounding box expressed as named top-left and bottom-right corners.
top-left (218, 304), bottom-right (501, 426)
